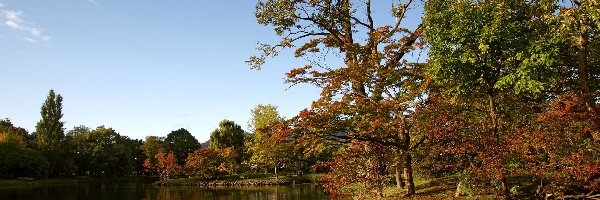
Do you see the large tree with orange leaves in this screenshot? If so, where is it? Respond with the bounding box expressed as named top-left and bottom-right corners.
top-left (250, 0), bottom-right (427, 196)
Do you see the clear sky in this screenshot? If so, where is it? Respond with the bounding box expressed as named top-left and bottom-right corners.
top-left (0, 0), bottom-right (423, 142)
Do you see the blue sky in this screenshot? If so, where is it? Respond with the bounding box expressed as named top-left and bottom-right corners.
top-left (0, 0), bottom-right (423, 142)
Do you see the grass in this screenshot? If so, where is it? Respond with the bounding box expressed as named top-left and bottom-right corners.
top-left (381, 175), bottom-right (502, 200)
top-left (330, 174), bottom-right (501, 199)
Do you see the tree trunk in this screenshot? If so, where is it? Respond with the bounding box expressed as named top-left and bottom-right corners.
top-left (488, 92), bottom-right (498, 133)
top-left (577, 26), bottom-right (600, 130)
top-left (274, 162), bottom-right (278, 180)
top-left (403, 153), bottom-right (415, 195)
top-left (488, 92), bottom-right (511, 199)
top-left (399, 116), bottom-right (415, 195)
top-left (395, 166), bottom-right (405, 189)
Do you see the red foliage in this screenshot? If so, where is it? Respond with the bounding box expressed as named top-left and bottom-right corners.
top-left (318, 141), bottom-right (391, 198)
top-left (143, 159), bottom-right (152, 169)
top-left (154, 150), bottom-right (182, 180)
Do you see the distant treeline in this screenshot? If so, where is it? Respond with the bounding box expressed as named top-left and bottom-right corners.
top-left (0, 90), bottom-right (332, 180)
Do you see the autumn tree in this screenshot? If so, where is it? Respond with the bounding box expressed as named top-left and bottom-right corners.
top-left (185, 147), bottom-right (237, 179)
top-left (247, 104), bottom-right (286, 174)
top-left (250, 0), bottom-right (426, 196)
top-left (154, 150), bottom-right (181, 180)
top-left (165, 128), bottom-right (199, 165)
top-left (142, 135), bottom-right (168, 173)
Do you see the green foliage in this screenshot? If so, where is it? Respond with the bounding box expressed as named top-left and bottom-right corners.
top-left (209, 119), bottom-right (246, 157)
top-left (82, 126), bottom-right (135, 177)
top-left (424, 0), bottom-right (555, 96)
top-left (165, 128), bottom-right (199, 165)
top-left (35, 89), bottom-right (65, 151)
top-left (66, 125), bottom-right (91, 176)
top-left (0, 119), bottom-right (47, 178)
top-left (247, 104), bottom-right (286, 172)
top-left (34, 89), bottom-right (68, 177)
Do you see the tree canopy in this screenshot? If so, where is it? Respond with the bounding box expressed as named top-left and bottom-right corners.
top-left (165, 128), bottom-right (200, 165)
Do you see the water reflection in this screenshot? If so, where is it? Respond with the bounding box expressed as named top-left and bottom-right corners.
top-left (0, 181), bottom-right (328, 200)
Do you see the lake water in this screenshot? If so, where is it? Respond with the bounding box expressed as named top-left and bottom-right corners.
top-left (0, 181), bottom-right (329, 200)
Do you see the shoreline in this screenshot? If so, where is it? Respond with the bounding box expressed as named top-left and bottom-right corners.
top-left (154, 174), bottom-right (319, 187)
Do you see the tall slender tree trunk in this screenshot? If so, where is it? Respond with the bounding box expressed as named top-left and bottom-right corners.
top-left (488, 92), bottom-right (511, 199)
top-left (488, 93), bottom-right (498, 133)
top-left (274, 161), bottom-right (278, 180)
top-left (577, 25), bottom-right (600, 130)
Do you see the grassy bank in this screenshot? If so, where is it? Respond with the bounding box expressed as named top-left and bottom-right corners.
top-left (154, 173), bottom-right (320, 187)
top-left (331, 175), bottom-right (501, 199)
top-left (0, 176), bottom-right (157, 188)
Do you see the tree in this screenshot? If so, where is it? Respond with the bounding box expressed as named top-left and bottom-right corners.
top-left (66, 125), bottom-right (92, 176)
top-left (0, 118), bottom-right (29, 145)
top-left (423, 0), bottom-right (600, 198)
top-left (185, 147), bottom-right (237, 179)
top-left (84, 126), bottom-right (133, 177)
top-left (154, 150), bottom-right (181, 180)
top-left (248, 104), bottom-right (283, 133)
top-left (550, 0), bottom-right (600, 130)
top-left (142, 135), bottom-right (168, 171)
top-left (209, 120), bottom-right (247, 161)
top-left (165, 128), bottom-right (199, 165)
top-left (0, 119), bottom-right (46, 178)
top-left (247, 104), bottom-right (287, 174)
top-left (35, 89), bottom-right (66, 177)
top-left (250, 0), bottom-right (426, 196)
top-left (35, 89), bottom-right (65, 150)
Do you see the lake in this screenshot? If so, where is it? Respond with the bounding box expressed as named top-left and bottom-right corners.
top-left (0, 181), bottom-right (329, 200)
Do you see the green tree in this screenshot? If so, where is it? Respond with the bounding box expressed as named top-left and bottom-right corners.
top-left (121, 137), bottom-right (145, 175)
top-left (35, 89), bottom-right (66, 177)
top-left (248, 104), bottom-right (283, 133)
top-left (165, 128), bottom-right (199, 165)
top-left (209, 120), bottom-right (246, 155)
top-left (246, 104), bottom-right (290, 177)
top-left (35, 89), bottom-right (65, 150)
top-left (247, 104), bottom-right (282, 170)
top-left (550, 0), bottom-right (600, 129)
top-left (85, 126), bottom-right (133, 177)
top-left (0, 118), bottom-right (47, 178)
top-left (66, 125), bottom-right (91, 176)
top-left (422, 0), bottom-right (600, 198)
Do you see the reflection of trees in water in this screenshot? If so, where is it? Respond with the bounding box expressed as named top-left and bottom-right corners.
top-left (0, 182), bottom-right (327, 200)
